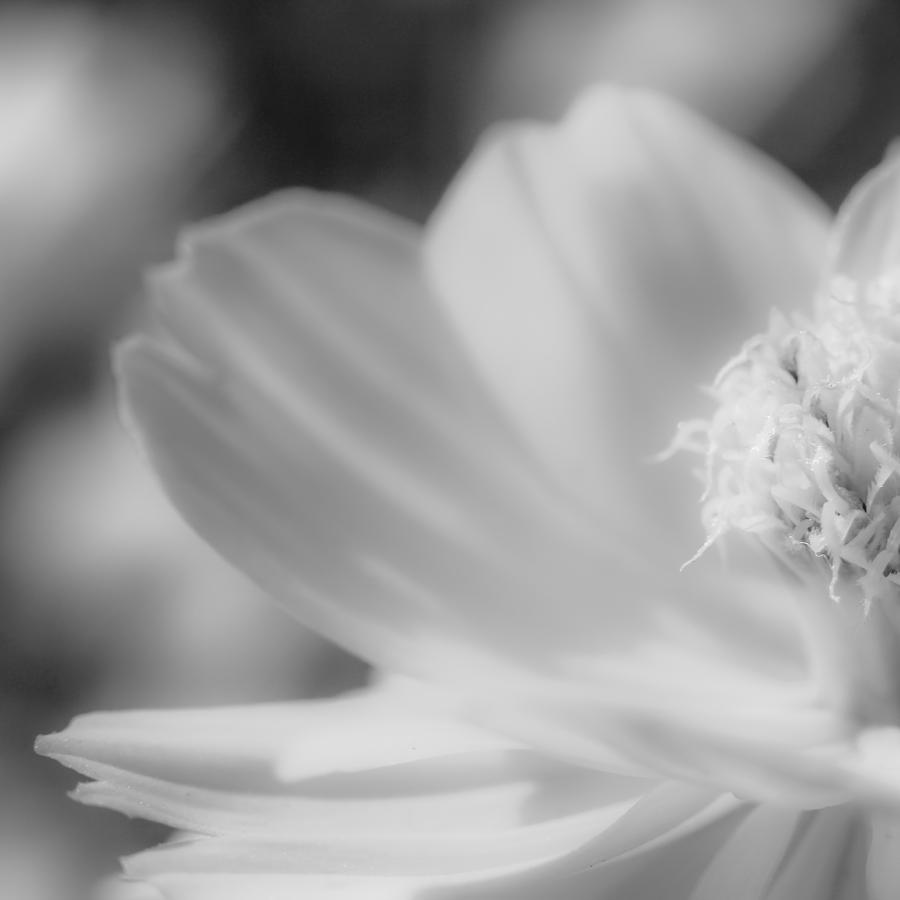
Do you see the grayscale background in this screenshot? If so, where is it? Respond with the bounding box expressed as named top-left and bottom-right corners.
top-left (0, 1), bottom-right (897, 897)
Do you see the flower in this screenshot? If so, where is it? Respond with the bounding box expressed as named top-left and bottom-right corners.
top-left (37, 87), bottom-right (900, 898)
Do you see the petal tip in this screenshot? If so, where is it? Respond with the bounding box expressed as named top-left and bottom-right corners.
top-left (34, 729), bottom-right (69, 761)
top-left (561, 83), bottom-right (684, 136)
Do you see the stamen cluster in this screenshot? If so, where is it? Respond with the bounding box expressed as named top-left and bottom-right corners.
top-left (689, 277), bottom-right (900, 610)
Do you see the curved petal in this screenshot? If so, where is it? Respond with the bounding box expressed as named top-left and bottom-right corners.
top-left (120, 191), bottom-right (685, 680)
top-left (36, 679), bottom-right (521, 796)
top-left (114, 173), bottom-right (844, 803)
top-left (36, 681), bottom-right (654, 836)
top-left (425, 85), bottom-right (830, 557)
top-left (95, 804), bottom-right (873, 900)
top-left (116, 788), bottom-right (740, 900)
top-left (122, 189), bottom-right (794, 684)
top-left (827, 151), bottom-right (900, 287)
top-left (37, 684), bottom-right (657, 900)
top-left (426, 798), bottom-right (868, 900)
top-left (95, 879), bottom-right (164, 900)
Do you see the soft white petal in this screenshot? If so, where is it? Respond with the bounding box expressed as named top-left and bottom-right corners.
top-left (828, 151), bottom-right (900, 286)
top-left (121, 873), bottom-right (458, 900)
top-left (40, 668), bottom-right (880, 899)
top-left (115, 185), bottom-right (840, 802)
top-left (94, 878), bottom-right (165, 900)
top-left (118, 322), bottom-right (829, 793)
top-left (113, 784), bottom-right (738, 900)
top-left (124, 813), bottom-right (612, 879)
top-left (67, 759), bottom-right (642, 842)
top-left (691, 805), bottom-right (868, 900)
top-left (425, 85), bottom-right (829, 553)
top-left (37, 681), bottom-right (654, 842)
top-left (118, 191), bottom-right (671, 686)
top-left (424, 794), bottom-right (868, 900)
top-left (830, 727), bottom-right (900, 810)
top-left (85, 804), bottom-right (878, 900)
top-left (37, 678), bottom-right (518, 792)
top-left (398, 785), bottom-right (746, 899)
top-left (762, 807), bottom-right (864, 900)
top-left (113, 106), bottom-right (853, 807)
top-left (689, 805), bottom-right (810, 900)
top-left (39, 687), bottom-right (663, 900)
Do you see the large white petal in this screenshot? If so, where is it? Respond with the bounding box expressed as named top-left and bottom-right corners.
top-left (37, 679), bottom-right (518, 793)
top-left (425, 85), bottom-right (830, 556)
top-left (40, 682), bottom-right (879, 899)
top-left (39, 684), bottom-right (658, 900)
top-left (108, 803), bottom-right (871, 900)
top-left (37, 681), bottom-right (654, 841)
top-left (118, 191), bottom-right (676, 684)
top-left (342, 785), bottom-right (747, 899)
top-left (115, 176), bottom-right (845, 804)
top-left (423, 795), bottom-right (868, 900)
top-left (122, 313), bottom-right (835, 799)
top-left (93, 804), bottom-right (876, 900)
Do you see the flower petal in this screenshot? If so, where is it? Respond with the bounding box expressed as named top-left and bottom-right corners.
top-left (117, 804), bottom-right (869, 900)
top-left (39, 683), bottom-right (658, 900)
top-left (692, 806), bottom-right (867, 900)
top-left (761, 808), bottom-right (866, 900)
top-left (828, 151), bottom-right (900, 286)
top-left (97, 775), bottom-right (740, 900)
top-left (118, 191), bottom-right (674, 682)
top-left (95, 879), bottom-right (165, 900)
top-left (112, 872), bottom-right (483, 900)
top-left (123, 188), bottom-right (777, 690)
top-left (115, 112), bottom-right (852, 811)
top-left (115, 185), bottom-right (839, 803)
top-left (425, 85), bottom-right (829, 553)
top-left (387, 785), bottom-right (746, 899)
top-left (36, 679), bottom-right (517, 794)
top-left (120, 311), bottom-right (830, 798)
top-left (37, 680), bottom-right (653, 841)
top-left (423, 795), bottom-right (867, 900)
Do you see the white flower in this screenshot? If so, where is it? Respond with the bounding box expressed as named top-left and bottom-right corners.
top-left (38, 87), bottom-right (900, 898)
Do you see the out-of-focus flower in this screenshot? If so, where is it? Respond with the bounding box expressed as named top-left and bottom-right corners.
top-left (38, 88), bottom-right (900, 897)
top-left (0, 7), bottom-right (226, 393)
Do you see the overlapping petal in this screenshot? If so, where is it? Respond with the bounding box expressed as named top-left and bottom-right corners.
top-left (418, 798), bottom-right (870, 900)
top-left (111, 92), bottom-right (869, 805)
top-left (425, 86), bottom-right (830, 554)
top-left (115, 182), bottom-right (845, 800)
top-left (38, 682), bottom-right (660, 899)
top-left (117, 192), bottom-right (652, 677)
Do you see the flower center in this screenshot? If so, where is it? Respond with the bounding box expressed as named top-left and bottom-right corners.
top-left (687, 277), bottom-right (900, 614)
top-left (677, 276), bottom-right (900, 725)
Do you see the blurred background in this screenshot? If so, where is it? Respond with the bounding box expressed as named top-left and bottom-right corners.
top-left (1, 0), bottom-right (899, 897)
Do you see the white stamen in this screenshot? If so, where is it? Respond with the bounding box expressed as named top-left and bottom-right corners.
top-left (686, 277), bottom-right (900, 612)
